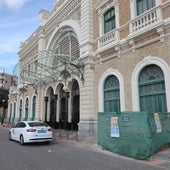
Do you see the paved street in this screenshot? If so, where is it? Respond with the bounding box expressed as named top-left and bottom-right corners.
top-left (0, 127), bottom-right (169, 170)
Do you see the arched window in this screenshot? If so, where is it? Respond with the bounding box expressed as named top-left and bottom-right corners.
top-left (32, 96), bottom-right (36, 120)
top-left (55, 31), bottom-right (80, 59)
top-left (136, 0), bottom-right (155, 15)
top-left (25, 98), bottom-right (29, 121)
top-left (12, 102), bottom-right (16, 123)
top-left (104, 7), bottom-right (116, 34)
top-left (9, 103), bottom-right (12, 123)
top-left (19, 100), bottom-right (22, 121)
top-left (104, 75), bottom-right (120, 112)
top-left (139, 65), bottom-right (167, 113)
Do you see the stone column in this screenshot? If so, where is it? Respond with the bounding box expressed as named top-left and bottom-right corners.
top-left (79, 0), bottom-right (97, 137)
top-left (79, 57), bottom-right (97, 136)
top-left (80, 0), bottom-right (94, 58)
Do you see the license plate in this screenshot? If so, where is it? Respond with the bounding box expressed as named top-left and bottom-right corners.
top-left (38, 130), bottom-right (46, 133)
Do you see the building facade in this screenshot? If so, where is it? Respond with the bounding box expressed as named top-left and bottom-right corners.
top-left (0, 70), bottom-right (17, 89)
top-left (8, 0), bottom-right (170, 138)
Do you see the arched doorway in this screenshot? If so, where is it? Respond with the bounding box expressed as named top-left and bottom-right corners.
top-left (71, 81), bottom-right (80, 131)
top-left (49, 88), bottom-right (56, 125)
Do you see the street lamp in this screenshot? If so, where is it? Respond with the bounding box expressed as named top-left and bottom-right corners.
top-left (57, 57), bottom-right (85, 92)
top-left (58, 62), bottom-right (73, 91)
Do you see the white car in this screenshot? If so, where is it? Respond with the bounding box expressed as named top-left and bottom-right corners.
top-left (9, 121), bottom-right (53, 145)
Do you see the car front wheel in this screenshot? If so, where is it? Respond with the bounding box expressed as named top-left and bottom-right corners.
top-left (20, 135), bottom-right (24, 145)
top-left (9, 132), bottom-right (12, 141)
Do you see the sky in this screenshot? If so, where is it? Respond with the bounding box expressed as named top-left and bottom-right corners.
top-left (0, 0), bottom-right (54, 75)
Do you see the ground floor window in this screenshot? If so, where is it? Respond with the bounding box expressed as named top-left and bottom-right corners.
top-left (25, 98), bottom-right (29, 120)
top-left (104, 75), bottom-right (120, 112)
top-left (19, 100), bottom-right (22, 121)
top-left (12, 103), bottom-right (16, 122)
top-left (32, 96), bottom-right (36, 120)
top-left (139, 64), bottom-right (167, 113)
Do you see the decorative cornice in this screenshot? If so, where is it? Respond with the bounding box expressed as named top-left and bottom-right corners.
top-left (44, 0), bottom-right (81, 35)
top-left (96, 0), bottom-right (118, 14)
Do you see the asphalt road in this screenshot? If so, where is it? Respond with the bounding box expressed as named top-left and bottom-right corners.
top-left (0, 128), bottom-right (167, 170)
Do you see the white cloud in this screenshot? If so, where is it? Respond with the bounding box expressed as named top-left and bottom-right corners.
top-left (0, 0), bottom-right (29, 10)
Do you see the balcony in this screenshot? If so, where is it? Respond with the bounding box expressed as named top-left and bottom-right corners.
top-left (97, 29), bottom-right (119, 53)
top-left (129, 6), bottom-right (163, 37)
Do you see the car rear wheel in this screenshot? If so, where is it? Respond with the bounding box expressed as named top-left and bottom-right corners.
top-left (20, 135), bottom-right (24, 145)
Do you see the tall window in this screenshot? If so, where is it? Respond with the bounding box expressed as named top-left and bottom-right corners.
top-left (139, 65), bottom-right (167, 113)
top-left (136, 0), bottom-right (155, 15)
top-left (19, 100), bottom-right (22, 121)
top-left (25, 98), bottom-right (29, 121)
top-left (9, 103), bottom-right (12, 123)
top-left (12, 103), bottom-right (16, 123)
top-left (104, 75), bottom-right (120, 112)
top-left (32, 96), bottom-right (36, 121)
top-left (104, 7), bottom-right (116, 34)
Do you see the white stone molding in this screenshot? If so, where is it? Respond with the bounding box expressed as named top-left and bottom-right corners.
top-left (98, 68), bottom-right (125, 112)
top-left (114, 45), bottom-right (120, 58)
top-left (45, 0), bottom-right (81, 34)
top-left (46, 19), bottom-right (81, 50)
top-left (157, 26), bottom-right (165, 42)
top-left (38, 30), bottom-right (46, 51)
top-left (39, 9), bottom-right (49, 26)
top-left (131, 56), bottom-right (170, 112)
top-left (79, 0), bottom-right (94, 58)
top-left (128, 39), bottom-right (136, 53)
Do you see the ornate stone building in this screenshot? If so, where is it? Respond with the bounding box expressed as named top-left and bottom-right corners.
top-left (8, 0), bottom-right (170, 139)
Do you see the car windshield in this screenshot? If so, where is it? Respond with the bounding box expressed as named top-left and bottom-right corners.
top-left (28, 122), bottom-right (48, 127)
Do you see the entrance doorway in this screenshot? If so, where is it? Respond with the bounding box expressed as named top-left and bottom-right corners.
top-left (71, 81), bottom-right (80, 131)
top-left (59, 87), bottom-right (69, 129)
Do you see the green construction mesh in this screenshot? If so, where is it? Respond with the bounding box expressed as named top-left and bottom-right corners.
top-left (98, 111), bottom-right (170, 160)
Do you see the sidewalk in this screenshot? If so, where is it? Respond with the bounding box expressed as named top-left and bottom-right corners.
top-left (54, 130), bottom-right (170, 168)
top-left (145, 147), bottom-right (170, 168)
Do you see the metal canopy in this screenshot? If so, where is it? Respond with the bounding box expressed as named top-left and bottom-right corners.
top-left (15, 50), bottom-right (84, 87)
